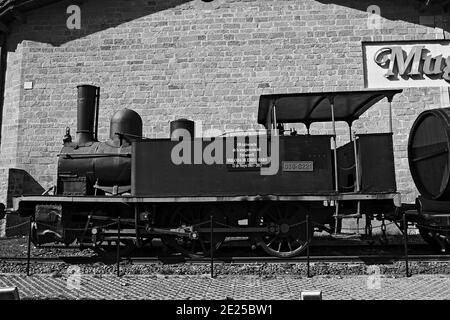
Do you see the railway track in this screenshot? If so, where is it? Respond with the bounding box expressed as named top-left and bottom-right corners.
top-left (129, 254), bottom-right (450, 264)
top-left (1, 254), bottom-right (450, 265)
top-left (1, 236), bottom-right (446, 266)
top-left (0, 243), bottom-right (448, 265)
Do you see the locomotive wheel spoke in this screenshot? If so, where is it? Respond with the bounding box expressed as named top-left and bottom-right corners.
top-left (289, 221), bottom-right (304, 228)
top-left (161, 204), bottom-right (226, 258)
top-left (267, 236), bottom-right (276, 248)
top-left (287, 239), bottom-right (293, 252)
top-left (253, 203), bottom-right (311, 258)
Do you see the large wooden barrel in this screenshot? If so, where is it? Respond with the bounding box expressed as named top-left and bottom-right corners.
top-left (408, 108), bottom-right (450, 200)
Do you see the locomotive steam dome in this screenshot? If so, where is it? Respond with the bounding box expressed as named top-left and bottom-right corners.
top-left (110, 108), bottom-right (143, 142)
top-left (170, 118), bottom-right (195, 139)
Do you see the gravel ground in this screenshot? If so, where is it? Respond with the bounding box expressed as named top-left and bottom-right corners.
top-left (1, 233), bottom-right (444, 278)
top-left (0, 259), bottom-right (448, 277)
top-left (0, 236), bottom-right (96, 258)
top-left (0, 233), bottom-right (427, 258)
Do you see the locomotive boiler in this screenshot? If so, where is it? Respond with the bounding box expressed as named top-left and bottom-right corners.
top-left (4, 84), bottom-right (449, 258)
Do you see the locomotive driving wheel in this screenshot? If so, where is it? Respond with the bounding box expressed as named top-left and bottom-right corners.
top-left (253, 203), bottom-right (312, 258)
top-left (161, 204), bottom-right (227, 258)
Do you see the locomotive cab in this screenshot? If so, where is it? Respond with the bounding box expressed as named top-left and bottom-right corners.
top-left (257, 90), bottom-right (401, 196)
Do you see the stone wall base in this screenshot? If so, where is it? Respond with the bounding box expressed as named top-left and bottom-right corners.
top-left (0, 168), bottom-right (44, 238)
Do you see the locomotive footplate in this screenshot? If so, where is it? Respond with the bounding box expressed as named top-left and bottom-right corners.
top-left (10, 192), bottom-right (402, 211)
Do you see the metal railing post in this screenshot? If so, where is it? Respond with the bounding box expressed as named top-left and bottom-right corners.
top-left (117, 216), bottom-right (121, 277)
top-left (135, 205), bottom-right (141, 248)
top-left (26, 216), bottom-right (33, 276)
top-left (306, 215), bottom-right (311, 278)
top-left (388, 99), bottom-right (393, 133)
top-left (210, 215), bottom-right (214, 279)
top-left (403, 213), bottom-right (410, 277)
top-left (330, 98), bottom-right (338, 192)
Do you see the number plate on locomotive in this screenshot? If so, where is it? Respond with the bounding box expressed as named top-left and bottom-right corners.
top-left (282, 161), bottom-right (313, 172)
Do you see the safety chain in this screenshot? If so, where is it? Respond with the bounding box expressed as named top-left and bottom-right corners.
top-left (34, 221), bottom-right (119, 232)
top-left (180, 219), bottom-right (397, 233)
top-left (214, 221), bottom-right (233, 228)
top-left (416, 224), bottom-right (450, 233)
top-left (2, 218), bottom-right (442, 234)
top-left (4, 221), bottom-right (30, 230)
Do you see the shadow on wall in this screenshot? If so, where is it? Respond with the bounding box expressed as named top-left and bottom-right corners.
top-left (4, 168), bottom-right (44, 237)
top-left (5, 0), bottom-right (450, 51)
top-left (317, 0), bottom-right (450, 33)
top-left (7, 168), bottom-right (45, 206)
top-left (6, 0), bottom-right (199, 50)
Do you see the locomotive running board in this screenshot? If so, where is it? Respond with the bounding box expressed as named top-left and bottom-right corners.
top-left (9, 193), bottom-right (401, 211)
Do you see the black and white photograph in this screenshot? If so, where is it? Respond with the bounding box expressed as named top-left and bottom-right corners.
top-left (0, 0), bottom-right (449, 309)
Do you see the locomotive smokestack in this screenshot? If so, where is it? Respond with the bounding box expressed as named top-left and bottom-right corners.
top-left (76, 85), bottom-right (100, 144)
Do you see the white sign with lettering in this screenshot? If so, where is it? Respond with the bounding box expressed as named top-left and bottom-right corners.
top-left (363, 41), bottom-right (450, 88)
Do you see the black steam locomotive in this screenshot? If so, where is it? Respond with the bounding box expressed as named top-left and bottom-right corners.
top-left (3, 85), bottom-right (450, 257)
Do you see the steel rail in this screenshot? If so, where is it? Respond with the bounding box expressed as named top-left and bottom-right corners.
top-left (1, 253), bottom-right (449, 265)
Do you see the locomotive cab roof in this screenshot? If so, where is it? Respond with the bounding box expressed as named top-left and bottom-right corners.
top-left (258, 89), bottom-right (403, 128)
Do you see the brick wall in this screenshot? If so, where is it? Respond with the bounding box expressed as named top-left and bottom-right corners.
top-left (0, 0), bottom-right (449, 211)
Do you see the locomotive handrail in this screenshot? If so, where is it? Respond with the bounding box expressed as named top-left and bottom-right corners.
top-left (115, 132), bottom-right (151, 140)
top-left (216, 130), bottom-right (258, 137)
top-left (58, 153), bottom-right (131, 159)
